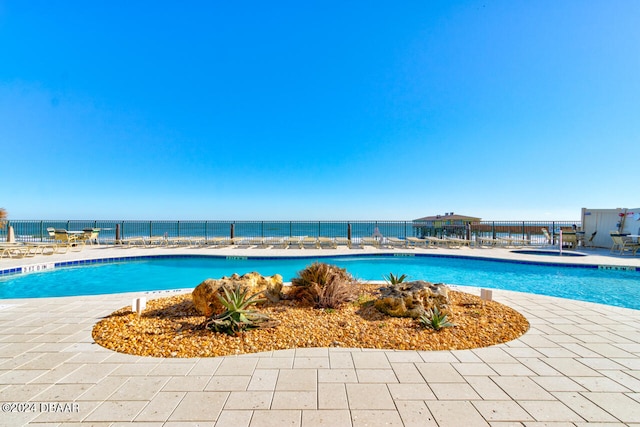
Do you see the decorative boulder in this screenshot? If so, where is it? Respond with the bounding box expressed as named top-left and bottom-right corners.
top-left (374, 280), bottom-right (450, 318)
top-left (192, 272), bottom-right (283, 317)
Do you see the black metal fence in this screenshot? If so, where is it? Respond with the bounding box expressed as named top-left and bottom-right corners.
top-left (473, 221), bottom-right (579, 245)
top-left (1, 219), bottom-right (580, 245)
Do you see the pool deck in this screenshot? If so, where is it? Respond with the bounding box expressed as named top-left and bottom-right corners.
top-left (1, 246), bottom-right (640, 426)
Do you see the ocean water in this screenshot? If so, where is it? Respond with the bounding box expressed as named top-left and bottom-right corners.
top-left (6, 220), bottom-right (575, 243)
top-left (7, 221), bottom-right (414, 241)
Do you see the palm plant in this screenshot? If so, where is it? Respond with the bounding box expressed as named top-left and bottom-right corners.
top-left (206, 287), bottom-right (270, 335)
top-left (418, 306), bottom-right (455, 331)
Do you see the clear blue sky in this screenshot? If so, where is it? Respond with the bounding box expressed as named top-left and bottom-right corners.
top-left (1, 1), bottom-right (638, 221)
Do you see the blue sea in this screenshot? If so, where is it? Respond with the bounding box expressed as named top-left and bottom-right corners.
top-left (5, 220), bottom-right (576, 244)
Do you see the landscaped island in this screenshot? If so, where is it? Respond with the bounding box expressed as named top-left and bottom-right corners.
top-left (92, 263), bottom-right (529, 357)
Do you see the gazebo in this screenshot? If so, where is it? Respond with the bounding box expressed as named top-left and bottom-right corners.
top-left (412, 212), bottom-right (481, 238)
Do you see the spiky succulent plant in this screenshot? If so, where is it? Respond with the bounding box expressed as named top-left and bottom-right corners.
top-left (418, 306), bottom-right (455, 331)
top-left (206, 287), bottom-right (269, 335)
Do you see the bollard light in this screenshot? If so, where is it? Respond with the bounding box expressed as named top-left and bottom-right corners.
top-left (480, 289), bottom-right (493, 301)
top-left (131, 297), bottom-right (146, 316)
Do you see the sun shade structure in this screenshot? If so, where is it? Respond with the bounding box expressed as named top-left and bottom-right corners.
top-left (412, 212), bottom-right (481, 239)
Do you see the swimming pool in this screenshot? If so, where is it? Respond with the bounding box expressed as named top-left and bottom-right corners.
top-left (1, 254), bottom-right (639, 309)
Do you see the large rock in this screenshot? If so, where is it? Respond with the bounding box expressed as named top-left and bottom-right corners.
top-left (192, 272), bottom-right (283, 317)
top-left (374, 280), bottom-right (450, 318)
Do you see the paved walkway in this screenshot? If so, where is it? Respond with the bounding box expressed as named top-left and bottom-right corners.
top-left (1, 247), bottom-right (640, 426)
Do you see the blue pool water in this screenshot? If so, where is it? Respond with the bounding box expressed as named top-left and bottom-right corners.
top-left (1, 255), bottom-right (639, 309)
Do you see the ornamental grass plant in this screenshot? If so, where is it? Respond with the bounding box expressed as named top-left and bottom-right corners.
top-left (289, 262), bottom-right (359, 309)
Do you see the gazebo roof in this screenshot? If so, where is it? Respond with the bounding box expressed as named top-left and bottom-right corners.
top-left (413, 213), bottom-right (481, 222)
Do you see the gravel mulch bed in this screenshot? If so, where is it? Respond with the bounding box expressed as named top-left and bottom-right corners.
top-left (92, 285), bottom-right (529, 358)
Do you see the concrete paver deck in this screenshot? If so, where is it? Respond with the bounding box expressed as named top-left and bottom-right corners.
top-left (1, 246), bottom-right (639, 426)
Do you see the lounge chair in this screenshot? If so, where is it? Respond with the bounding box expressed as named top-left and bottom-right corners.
top-left (53, 229), bottom-right (85, 251)
top-left (206, 236), bottom-right (231, 247)
top-left (424, 236), bottom-right (449, 248)
top-left (0, 243), bottom-right (30, 259)
top-left (166, 236), bottom-right (192, 247)
top-left (144, 236), bottom-right (167, 247)
top-left (387, 237), bottom-right (408, 248)
top-left (318, 237), bottom-right (337, 249)
top-left (231, 237), bottom-right (262, 247)
top-left (361, 237), bottom-right (380, 248)
top-left (495, 237), bottom-right (515, 248)
top-left (335, 237), bottom-right (351, 248)
top-left (443, 236), bottom-right (472, 248)
top-left (188, 236), bottom-right (207, 247)
top-left (286, 237), bottom-right (302, 249)
top-left (119, 236), bottom-right (146, 247)
top-left (610, 231), bottom-right (623, 253)
top-left (82, 228), bottom-right (100, 245)
top-left (497, 236), bottom-right (529, 247)
top-left (301, 236), bottom-right (319, 249)
top-left (406, 237), bottom-right (429, 248)
top-left (377, 238), bottom-right (392, 249)
top-left (541, 228), bottom-right (552, 246)
top-left (349, 238), bottom-right (364, 249)
top-left (249, 237), bottom-right (268, 248)
top-left (610, 232), bottom-right (640, 255)
top-left (231, 236), bottom-right (246, 246)
top-left (25, 242), bottom-right (57, 256)
top-left (117, 235), bottom-right (166, 247)
top-left (0, 241), bottom-right (55, 257)
top-left (263, 237), bottom-right (286, 248)
top-left (476, 236), bottom-right (500, 248)
top-left (46, 227), bottom-right (56, 240)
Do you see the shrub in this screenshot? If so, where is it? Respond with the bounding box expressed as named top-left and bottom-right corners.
top-left (289, 262), bottom-right (359, 309)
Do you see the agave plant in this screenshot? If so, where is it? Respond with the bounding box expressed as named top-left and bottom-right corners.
top-left (383, 272), bottom-right (408, 285)
top-left (418, 306), bottom-right (455, 331)
top-left (206, 287), bottom-right (270, 335)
